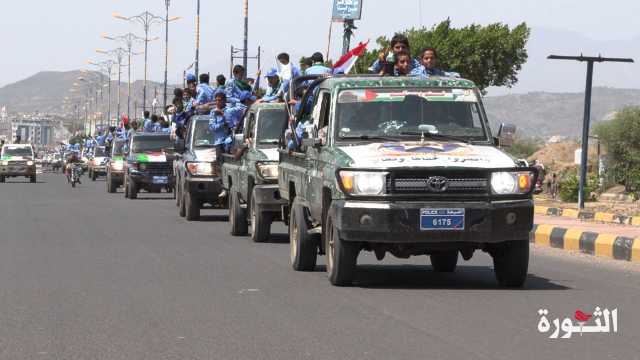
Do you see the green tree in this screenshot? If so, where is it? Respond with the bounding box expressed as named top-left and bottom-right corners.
top-left (353, 19), bottom-right (530, 93)
top-left (594, 107), bottom-right (640, 192)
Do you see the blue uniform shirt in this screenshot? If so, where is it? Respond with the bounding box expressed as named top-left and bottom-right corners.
top-left (208, 103), bottom-right (247, 146)
top-left (143, 119), bottom-right (155, 133)
top-left (196, 83), bottom-right (215, 105)
top-left (305, 63), bottom-right (332, 76)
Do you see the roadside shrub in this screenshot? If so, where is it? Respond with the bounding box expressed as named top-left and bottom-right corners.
top-left (558, 172), bottom-right (598, 203)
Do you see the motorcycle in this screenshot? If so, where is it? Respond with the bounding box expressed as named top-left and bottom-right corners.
top-left (69, 164), bottom-right (83, 188)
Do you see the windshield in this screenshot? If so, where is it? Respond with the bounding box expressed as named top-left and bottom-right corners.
top-left (2, 147), bottom-right (33, 158)
top-left (131, 136), bottom-right (173, 153)
top-left (94, 147), bottom-right (107, 157)
top-left (257, 109), bottom-right (286, 144)
top-left (192, 120), bottom-right (217, 147)
top-left (112, 141), bottom-right (126, 156)
top-left (336, 88), bottom-right (488, 141)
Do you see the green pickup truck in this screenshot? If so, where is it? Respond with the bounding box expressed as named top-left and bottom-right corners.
top-left (222, 103), bottom-right (288, 242)
top-left (279, 75), bottom-right (537, 286)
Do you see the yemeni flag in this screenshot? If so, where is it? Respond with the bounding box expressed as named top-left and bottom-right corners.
top-left (332, 40), bottom-right (369, 75)
top-left (137, 152), bottom-right (166, 163)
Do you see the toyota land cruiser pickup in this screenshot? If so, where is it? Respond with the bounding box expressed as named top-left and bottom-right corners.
top-left (174, 115), bottom-right (227, 221)
top-left (278, 75), bottom-right (537, 286)
top-left (222, 103), bottom-right (288, 242)
top-left (0, 144), bottom-right (37, 183)
top-left (124, 133), bottom-right (176, 199)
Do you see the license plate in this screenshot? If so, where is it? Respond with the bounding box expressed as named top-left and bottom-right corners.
top-left (420, 208), bottom-right (465, 231)
top-left (152, 176), bottom-right (168, 184)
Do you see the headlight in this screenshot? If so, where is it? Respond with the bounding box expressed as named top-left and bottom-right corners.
top-left (338, 170), bottom-right (388, 196)
top-left (187, 162), bottom-right (213, 176)
top-left (139, 163), bottom-right (147, 171)
top-left (256, 163), bottom-right (278, 179)
top-left (491, 171), bottom-right (534, 195)
top-left (111, 160), bottom-right (124, 171)
top-left (27, 161), bottom-right (34, 166)
top-left (1, 161), bottom-right (8, 166)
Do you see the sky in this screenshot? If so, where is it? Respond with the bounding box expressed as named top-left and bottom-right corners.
top-left (0, 0), bottom-right (639, 93)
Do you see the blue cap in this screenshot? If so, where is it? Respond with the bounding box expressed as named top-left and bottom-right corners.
top-left (239, 90), bottom-right (257, 102)
top-left (265, 68), bottom-right (279, 78)
top-left (186, 73), bottom-right (197, 82)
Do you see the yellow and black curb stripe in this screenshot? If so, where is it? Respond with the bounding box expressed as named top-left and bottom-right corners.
top-left (535, 206), bottom-right (639, 226)
top-left (531, 224), bottom-right (640, 262)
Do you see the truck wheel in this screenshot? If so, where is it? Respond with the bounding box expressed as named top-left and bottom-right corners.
top-left (229, 191), bottom-right (248, 236)
top-left (325, 211), bottom-right (359, 286)
top-left (124, 178), bottom-right (130, 198)
top-left (107, 175), bottom-right (117, 193)
top-left (0, 176), bottom-right (5, 183)
top-left (178, 188), bottom-right (187, 217)
top-left (250, 190), bottom-right (272, 243)
top-left (492, 240), bottom-right (529, 287)
top-left (289, 198), bottom-right (318, 271)
top-left (185, 191), bottom-right (200, 221)
top-left (430, 251), bottom-right (458, 272)
top-left (30, 175), bottom-right (36, 183)
top-left (128, 180), bottom-right (138, 199)
top-left (175, 180), bottom-right (182, 207)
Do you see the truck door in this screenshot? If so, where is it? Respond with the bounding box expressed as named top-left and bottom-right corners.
top-left (306, 91), bottom-right (331, 220)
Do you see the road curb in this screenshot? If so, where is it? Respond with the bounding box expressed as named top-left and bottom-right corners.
top-left (535, 206), bottom-right (639, 226)
top-left (531, 224), bottom-right (640, 262)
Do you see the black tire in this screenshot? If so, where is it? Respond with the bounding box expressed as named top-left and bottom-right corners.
top-left (325, 211), bottom-right (359, 286)
top-left (175, 179), bottom-right (182, 207)
top-left (124, 177), bottom-right (130, 198)
top-left (128, 179), bottom-right (138, 199)
top-left (185, 191), bottom-right (200, 221)
top-left (289, 198), bottom-right (318, 272)
top-left (492, 240), bottom-right (529, 288)
top-left (229, 191), bottom-right (248, 236)
top-left (107, 175), bottom-right (117, 193)
top-left (0, 176), bottom-right (5, 183)
top-left (30, 176), bottom-right (36, 183)
top-left (430, 251), bottom-right (459, 273)
top-left (178, 187), bottom-right (187, 218)
top-left (250, 189), bottom-right (272, 243)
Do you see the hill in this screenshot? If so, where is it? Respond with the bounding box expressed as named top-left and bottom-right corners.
top-left (0, 70), bottom-right (178, 118)
top-left (484, 87), bottom-right (640, 137)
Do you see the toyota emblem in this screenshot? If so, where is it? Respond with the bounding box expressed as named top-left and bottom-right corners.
top-left (427, 176), bottom-right (448, 192)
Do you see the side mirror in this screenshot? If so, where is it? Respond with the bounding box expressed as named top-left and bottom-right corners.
top-left (497, 123), bottom-right (516, 148)
top-left (234, 133), bottom-right (244, 147)
top-left (175, 138), bottom-right (186, 153)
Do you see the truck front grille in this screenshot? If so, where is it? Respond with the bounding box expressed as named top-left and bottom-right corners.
top-left (386, 170), bottom-right (489, 197)
top-left (142, 162), bottom-right (172, 176)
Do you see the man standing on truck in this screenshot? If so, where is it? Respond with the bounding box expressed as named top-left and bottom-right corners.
top-left (208, 92), bottom-right (246, 157)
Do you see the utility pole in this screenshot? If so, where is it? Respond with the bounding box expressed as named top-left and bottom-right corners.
top-left (243, 0), bottom-right (249, 78)
top-left (195, 0), bottom-right (201, 78)
top-left (164, 0), bottom-right (171, 109)
top-left (548, 54), bottom-right (634, 209)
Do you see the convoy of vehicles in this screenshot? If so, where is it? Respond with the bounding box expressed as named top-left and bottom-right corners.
top-left (0, 143), bottom-right (37, 183)
top-left (123, 133), bottom-right (176, 199)
top-left (45, 74), bottom-right (535, 288)
top-left (222, 103), bottom-right (288, 242)
top-left (174, 115), bottom-right (227, 221)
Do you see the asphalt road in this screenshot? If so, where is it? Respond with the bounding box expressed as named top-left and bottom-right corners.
top-left (0, 173), bottom-right (639, 360)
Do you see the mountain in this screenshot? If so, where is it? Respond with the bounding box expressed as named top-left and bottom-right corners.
top-left (0, 70), bottom-right (178, 118)
top-left (483, 87), bottom-right (640, 137)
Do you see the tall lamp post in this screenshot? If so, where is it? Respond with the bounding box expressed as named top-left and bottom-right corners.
top-left (101, 32), bottom-right (144, 121)
top-left (88, 60), bottom-right (114, 128)
top-left (97, 48), bottom-right (128, 125)
top-left (113, 11), bottom-right (179, 112)
top-left (243, 0), bottom-right (249, 75)
top-left (195, 0), bottom-right (201, 78)
top-left (548, 54), bottom-right (634, 209)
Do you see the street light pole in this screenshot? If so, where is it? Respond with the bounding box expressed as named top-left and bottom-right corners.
top-left (195, 0), bottom-right (201, 78)
top-left (548, 54), bottom-right (634, 209)
top-left (243, 0), bottom-right (249, 77)
top-left (164, 0), bottom-right (171, 109)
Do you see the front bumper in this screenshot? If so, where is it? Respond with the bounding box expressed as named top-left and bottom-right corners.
top-left (185, 176), bottom-right (223, 199)
top-left (130, 172), bottom-right (175, 187)
top-left (253, 185), bottom-right (286, 213)
top-left (0, 165), bottom-right (36, 176)
top-left (332, 199), bottom-right (534, 243)
top-left (109, 170), bottom-right (124, 182)
top-left (92, 166), bottom-right (107, 174)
